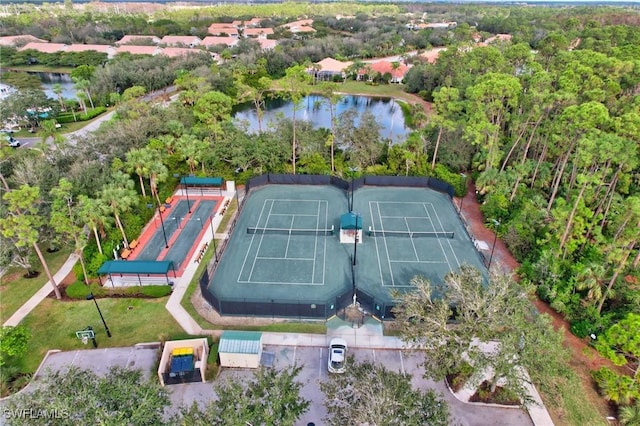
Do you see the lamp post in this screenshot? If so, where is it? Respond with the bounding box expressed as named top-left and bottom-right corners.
top-left (209, 214), bottom-right (219, 262)
top-left (348, 167), bottom-right (359, 212)
top-left (147, 203), bottom-right (168, 248)
top-left (488, 219), bottom-right (500, 271)
top-left (459, 173), bottom-right (467, 214)
top-left (234, 168), bottom-right (241, 211)
top-left (173, 174), bottom-right (191, 213)
top-left (352, 227), bottom-right (359, 266)
top-left (86, 293), bottom-right (111, 337)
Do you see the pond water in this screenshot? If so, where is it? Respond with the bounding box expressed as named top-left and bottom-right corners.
top-left (233, 94), bottom-right (410, 144)
top-left (38, 72), bottom-right (77, 100)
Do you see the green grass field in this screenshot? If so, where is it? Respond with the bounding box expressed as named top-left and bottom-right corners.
top-left (0, 248), bottom-right (71, 324)
top-left (19, 296), bottom-right (184, 373)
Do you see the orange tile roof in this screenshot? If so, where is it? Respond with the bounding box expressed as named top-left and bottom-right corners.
top-left (19, 42), bottom-right (66, 53)
top-left (201, 36), bottom-right (239, 47)
top-left (243, 28), bottom-right (274, 38)
top-left (257, 39), bottom-right (277, 50)
top-left (359, 61), bottom-right (409, 80)
top-left (65, 44), bottom-right (112, 53)
top-left (116, 45), bottom-right (160, 55)
top-left (116, 35), bottom-right (160, 45)
top-left (160, 35), bottom-right (201, 46)
top-left (0, 35), bottom-right (47, 47)
top-left (160, 47), bottom-right (201, 57)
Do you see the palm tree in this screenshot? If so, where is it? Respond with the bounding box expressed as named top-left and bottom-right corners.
top-left (575, 262), bottom-right (607, 307)
top-left (40, 119), bottom-right (64, 146)
top-left (99, 173), bottom-right (137, 248)
top-left (78, 195), bottom-right (111, 255)
top-left (148, 156), bottom-right (169, 206)
top-left (52, 83), bottom-right (65, 111)
top-left (125, 148), bottom-right (152, 198)
top-left (619, 401), bottom-right (640, 426)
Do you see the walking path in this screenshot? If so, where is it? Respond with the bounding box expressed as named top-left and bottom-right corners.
top-left (2, 254), bottom-right (79, 327)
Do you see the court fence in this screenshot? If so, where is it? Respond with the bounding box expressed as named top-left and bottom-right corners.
top-left (198, 173), bottom-right (456, 320)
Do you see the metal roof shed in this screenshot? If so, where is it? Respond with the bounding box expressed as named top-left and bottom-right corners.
top-left (218, 331), bottom-right (263, 369)
top-left (96, 260), bottom-right (175, 287)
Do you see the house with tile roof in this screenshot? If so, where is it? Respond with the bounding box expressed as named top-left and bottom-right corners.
top-left (281, 19), bottom-right (316, 34)
top-left (201, 36), bottom-right (239, 48)
top-left (115, 35), bottom-right (161, 45)
top-left (256, 38), bottom-right (277, 50)
top-left (19, 42), bottom-right (67, 53)
top-left (160, 35), bottom-right (201, 48)
top-left (160, 47), bottom-right (201, 58)
top-left (65, 44), bottom-right (115, 56)
top-left (0, 35), bottom-right (47, 47)
top-left (242, 27), bottom-right (274, 39)
top-left (207, 23), bottom-right (239, 37)
top-left (358, 61), bottom-right (409, 84)
top-left (311, 57), bottom-right (352, 81)
top-left (244, 17), bottom-right (265, 28)
top-left (115, 45), bottom-right (161, 56)
top-left (483, 34), bottom-right (512, 45)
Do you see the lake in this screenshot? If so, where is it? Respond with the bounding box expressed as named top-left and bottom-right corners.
top-left (233, 94), bottom-right (410, 144)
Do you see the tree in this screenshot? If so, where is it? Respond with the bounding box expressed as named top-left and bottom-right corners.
top-left (125, 148), bottom-right (152, 198)
top-left (52, 83), bottom-right (65, 111)
top-left (50, 178), bottom-right (90, 285)
top-left (0, 185), bottom-right (62, 299)
top-left (280, 64), bottom-right (312, 174)
top-left (0, 326), bottom-right (30, 367)
top-left (4, 366), bottom-right (170, 426)
top-left (77, 195), bottom-right (110, 256)
top-left (193, 91), bottom-right (235, 139)
top-left (392, 266), bottom-right (570, 403)
top-left (175, 365), bottom-right (309, 425)
top-left (99, 173), bottom-right (138, 248)
top-left (319, 82), bottom-right (341, 173)
top-left (40, 119), bottom-right (64, 146)
top-left (619, 401), bottom-right (640, 426)
top-left (595, 313), bottom-right (640, 379)
top-left (320, 360), bottom-right (450, 426)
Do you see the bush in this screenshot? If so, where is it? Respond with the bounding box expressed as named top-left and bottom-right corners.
top-left (432, 164), bottom-right (467, 197)
top-left (592, 367), bottom-right (640, 406)
top-left (569, 319), bottom-right (593, 338)
top-left (140, 285), bottom-right (172, 298)
top-left (56, 107), bottom-right (106, 123)
top-left (66, 281), bottom-right (92, 299)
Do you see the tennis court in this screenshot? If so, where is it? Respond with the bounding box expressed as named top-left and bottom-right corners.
top-left (208, 185), bottom-right (351, 308)
top-left (353, 187), bottom-right (485, 305)
top-left (205, 181), bottom-right (484, 318)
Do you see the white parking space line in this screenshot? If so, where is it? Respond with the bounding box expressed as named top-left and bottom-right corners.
top-left (399, 351), bottom-right (405, 375)
top-left (319, 347), bottom-right (324, 379)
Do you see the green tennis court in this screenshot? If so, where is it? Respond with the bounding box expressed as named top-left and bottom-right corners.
top-left (206, 183), bottom-right (485, 317)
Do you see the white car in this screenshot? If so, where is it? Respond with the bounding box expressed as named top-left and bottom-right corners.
top-left (328, 338), bottom-right (347, 374)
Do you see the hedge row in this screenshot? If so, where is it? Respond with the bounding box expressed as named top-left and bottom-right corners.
top-left (56, 106), bottom-right (107, 124)
top-left (66, 281), bottom-right (172, 299)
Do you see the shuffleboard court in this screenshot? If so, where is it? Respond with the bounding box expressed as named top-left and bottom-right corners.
top-left (163, 200), bottom-right (217, 269)
top-left (136, 200), bottom-right (190, 261)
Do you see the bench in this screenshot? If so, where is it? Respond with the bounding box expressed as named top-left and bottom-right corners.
top-left (165, 196), bottom-right (174, 204)
top-left (159, 205), bottom-right (166, 213)
top-left (129, 240), bottom-right (139, 249)
top-left (120, 249), bottom-right (132, 260)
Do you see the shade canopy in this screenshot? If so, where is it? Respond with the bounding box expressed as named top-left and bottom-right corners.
top-left (180, 176), bottom-right (223, 187)
top-left (97, 260), bottom-right (174, 275)
top-left (340, 212), bottom-right (363, 230)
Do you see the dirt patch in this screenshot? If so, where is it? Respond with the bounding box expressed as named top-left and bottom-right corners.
top-left (469, 380), bottom-right (521, 406)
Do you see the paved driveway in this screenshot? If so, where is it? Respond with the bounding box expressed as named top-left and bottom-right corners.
top-left (172, 345), bottom-right (533, 426)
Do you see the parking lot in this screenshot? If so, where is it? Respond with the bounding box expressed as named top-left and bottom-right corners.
top-left (170, 345), bottom-right (534, 426)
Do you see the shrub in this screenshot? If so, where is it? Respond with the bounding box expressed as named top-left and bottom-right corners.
top-left (592, 367), bottom-right (640, 406)
top-left (432, 164), bottom-right (467, 197)
top-left (65, 281), bottom-right (92, 299)
top-left (140, 285), bottom-right (172, 298)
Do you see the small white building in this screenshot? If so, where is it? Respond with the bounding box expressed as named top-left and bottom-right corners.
top-left (218, 331), bottom-right (263, 369)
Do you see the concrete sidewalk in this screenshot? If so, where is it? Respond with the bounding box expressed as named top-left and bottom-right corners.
top-left (2, 254), bottom-right (79, 327)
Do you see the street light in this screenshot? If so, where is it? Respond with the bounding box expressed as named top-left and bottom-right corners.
top-left (459, 173), bottom-right (467, 214)
top-left (234, 168), bottom-right (242, 211)
top-left (209, 214), bottom-right (219, 263)
top-left (147, 203), bottom-right (168, 248)
top-left (86, 293), bottom-right (111, 338)
top-left (173, 174), bottom-right (191, 213)
top-left (348, 167), bottom-right (359, 212)
top-left (488, 219), bottom-right (500, 271)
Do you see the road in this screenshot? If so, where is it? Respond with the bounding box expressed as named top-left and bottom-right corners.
top-left (13, 85), bottom-right (177, 148)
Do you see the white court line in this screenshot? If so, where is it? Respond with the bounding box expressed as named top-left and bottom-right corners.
top-left (247, 200), bottom-right (276, 281)
top-left (256, 256), bottom-right (317, 261)
top-left (428, 203), bottom-right (462, 268)
top-left (423, 203), bottom-right (453, 273)
top-left (389, 260), bottom-right (448, 264)
top-left (321, 201), bottom-right (328, 287)
top-left (238, 279), bottom-right (323, 286)
top-left (268, 213), bottom-right (319, 217)
top-left (284, 216), bottom-right (294, 258)
top-left (377, 201), bottom-right (395, 286)
top-left (404, 216), bottom-right (419, 261)
top-left (238, 199), bottom-right (271, 282)
top-left (369, 201), bottom-right (386, 288)
top-left (311, 201), bottom-right (320, 285)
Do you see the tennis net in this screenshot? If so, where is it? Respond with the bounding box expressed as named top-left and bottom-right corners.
top-left (247, 225), bottom-right (335, 236)
top-left (368, 227), bottom-right (454, 239)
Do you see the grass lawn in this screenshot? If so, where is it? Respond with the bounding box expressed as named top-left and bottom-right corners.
top-left (0, 248), bottom-right (71, 324)
top-left (3, 65), bottom-right (75, 74)
top-left (19, 296), bottom-right (184, 373)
